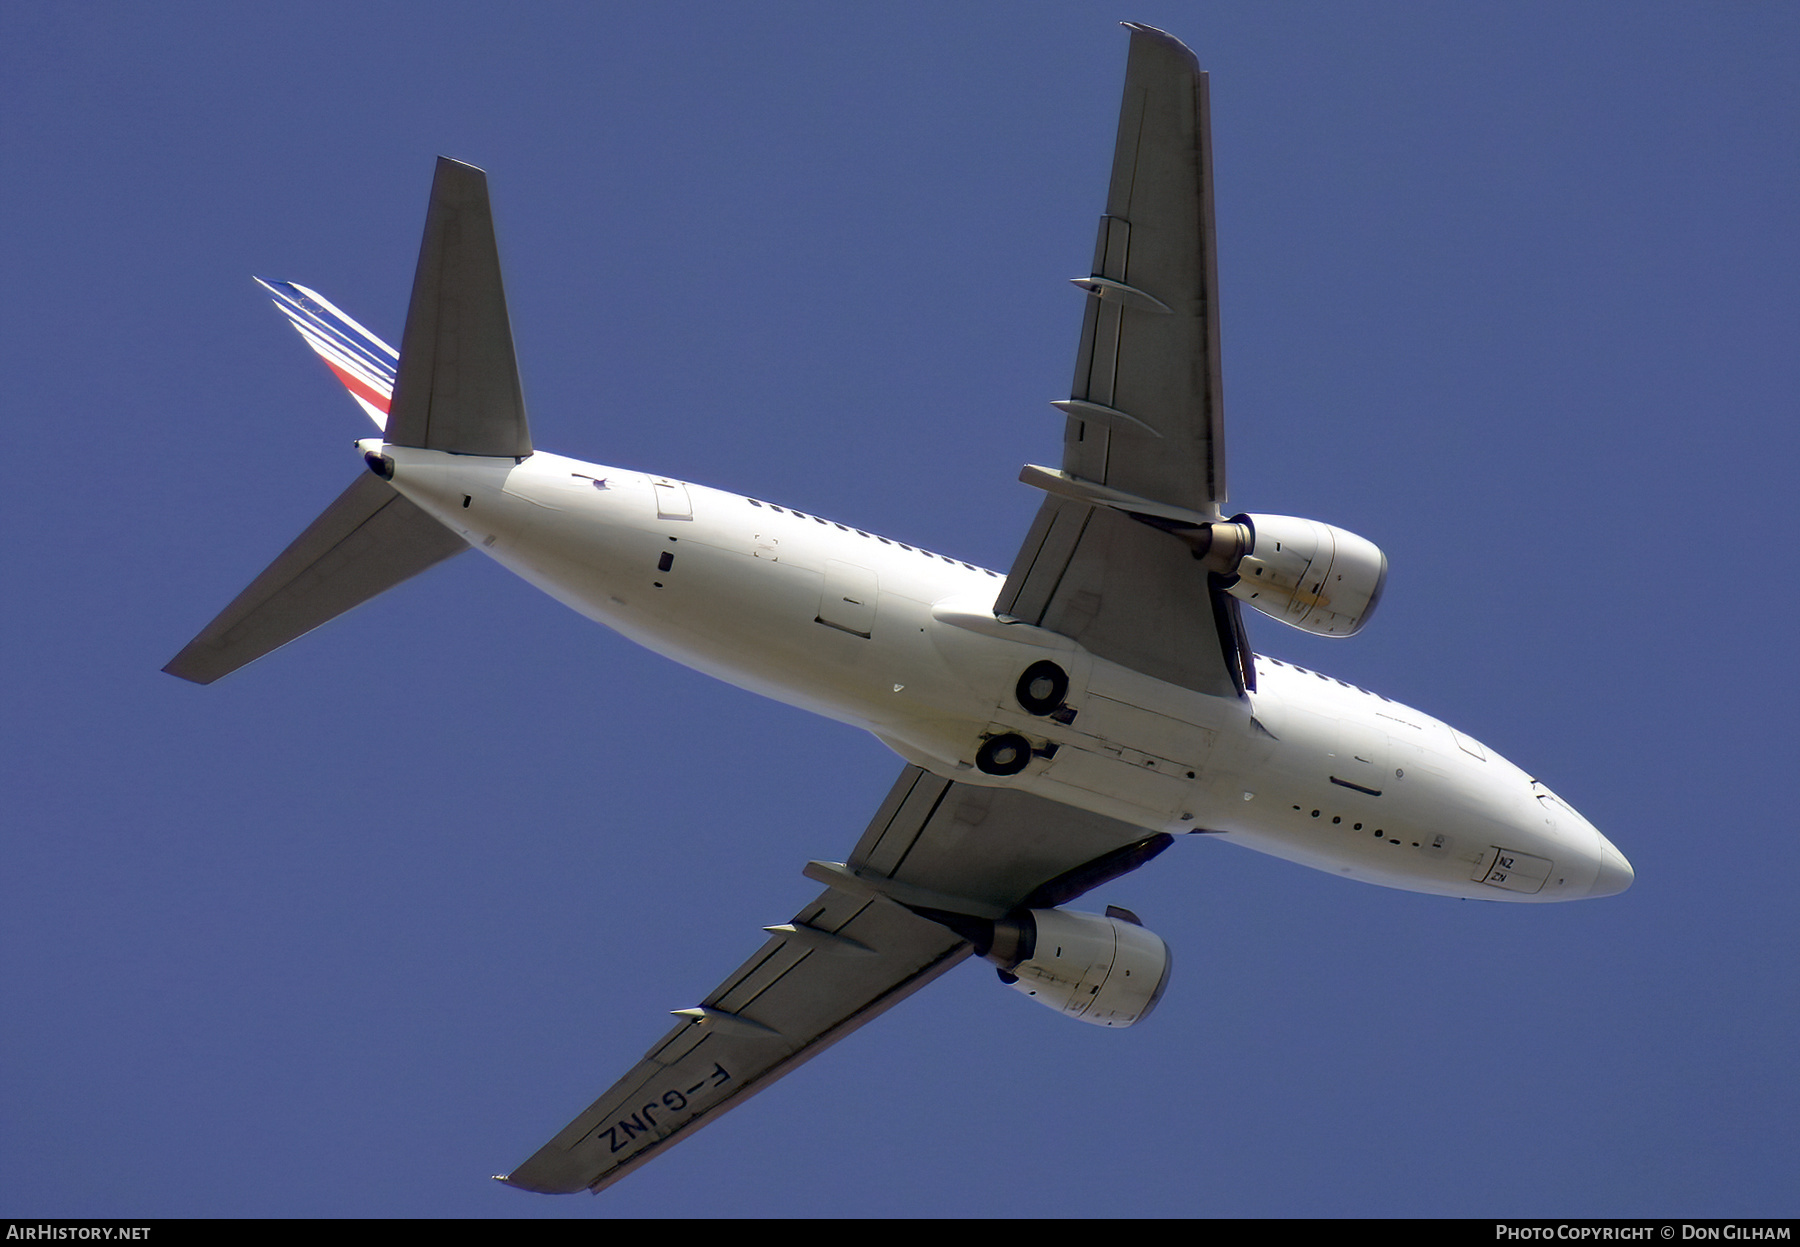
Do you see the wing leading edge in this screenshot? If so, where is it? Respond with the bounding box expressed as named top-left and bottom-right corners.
top-left (502, 767), bottom-right (1153, 1195)
top-left (998, 23), bottom-right (1252, 698)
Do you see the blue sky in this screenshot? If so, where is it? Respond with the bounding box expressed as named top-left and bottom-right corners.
top-left (3, 2), bottom-right (1796, 1219)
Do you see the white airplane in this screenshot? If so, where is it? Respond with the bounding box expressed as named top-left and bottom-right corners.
top-left (166, 24), bottom-right (1631, 1196)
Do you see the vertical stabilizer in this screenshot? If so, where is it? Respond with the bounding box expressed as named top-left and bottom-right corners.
top-left (386, 157), bottom-right (534, 458)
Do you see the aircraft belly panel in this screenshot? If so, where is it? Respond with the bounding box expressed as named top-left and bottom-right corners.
top-left (1068, 694), bottom-right (1215, 770)
top-left (1035, 743), bottom-right (1193, 826)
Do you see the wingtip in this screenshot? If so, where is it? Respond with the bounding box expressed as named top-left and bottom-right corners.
top-left (161, 654), bottom-right (215, 685)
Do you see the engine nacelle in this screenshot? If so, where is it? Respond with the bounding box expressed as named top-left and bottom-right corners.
top-left (1223, 513), bottom-right (1387, 637)
top-left (986, 907), bottom-right (1172, 1028)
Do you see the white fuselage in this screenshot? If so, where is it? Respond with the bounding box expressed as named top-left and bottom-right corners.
top-left (375, 442), bottom-right (1632, 903)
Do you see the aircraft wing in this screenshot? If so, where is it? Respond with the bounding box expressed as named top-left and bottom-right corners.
top-left (502, 765), bottom-right (1158, 1195)
top-left (997, 23), bottom-right (1252, 698)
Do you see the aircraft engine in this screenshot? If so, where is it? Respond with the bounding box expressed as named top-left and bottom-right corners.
top-left (983, 906), bottom-right (1172, 1028)
top-left (1200, 513), bottom-right (1388, 637)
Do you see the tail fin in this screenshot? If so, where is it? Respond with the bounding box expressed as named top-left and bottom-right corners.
top-left (166, 156), bottom-right (532, 683)
top-left (255, 158), bottom-right (530, 455)
top-left (386, 157), bottom-right (533, 458)
top-left (257, 278), bottom-right (398, 429)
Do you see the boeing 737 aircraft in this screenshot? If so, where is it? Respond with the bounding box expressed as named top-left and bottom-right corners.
top-left (165, 25), bottom-right (1632, 1196)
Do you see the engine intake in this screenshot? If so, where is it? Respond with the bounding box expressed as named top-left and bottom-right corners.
top-left (982, 907), bottom-right (1172, 1028)
top-left (1211, 513), bottom-right (1387, 637)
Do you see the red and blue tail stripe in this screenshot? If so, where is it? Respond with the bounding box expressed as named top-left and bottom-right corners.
top-left (256, 278), bottom-right (397, 429)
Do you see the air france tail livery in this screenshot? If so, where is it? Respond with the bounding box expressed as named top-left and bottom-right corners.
top-left (166, 25), bottom-right (1632, 1196)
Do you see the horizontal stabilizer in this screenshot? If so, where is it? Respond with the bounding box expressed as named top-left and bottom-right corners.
top-left (386, 157), bottom-right (533, 458)
top-left (256, 278), bottom-right (398, 429)
top-left (164, 474), bottom-right (468, 684)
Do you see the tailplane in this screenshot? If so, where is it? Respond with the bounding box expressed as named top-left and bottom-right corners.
top-left (163, 475), bottom-right (467, 684)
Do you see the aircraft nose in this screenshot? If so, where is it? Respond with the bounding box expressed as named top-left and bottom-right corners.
top-left (1588, 833), bottom-right (1634, 898)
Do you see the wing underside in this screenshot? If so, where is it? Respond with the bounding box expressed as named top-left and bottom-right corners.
top-left (999, 23), bottom-right (1251, 698)
top-left (502, 767), bottom-right (1151, 1195)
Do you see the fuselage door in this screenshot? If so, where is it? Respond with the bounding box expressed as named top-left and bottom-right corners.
top-left (1334, 716), bottom-right (1388, 794)
top-left (817, 560), bottom-right (877, 638)
top-left (654, 480), bottom-right (693, 520)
